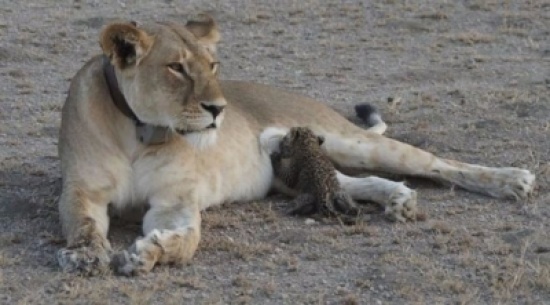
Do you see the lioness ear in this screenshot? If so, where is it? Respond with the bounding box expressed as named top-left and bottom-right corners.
top-left (317, 135), bottom-right (325, 146)
top-left (99, 22), bottom-right (153, 69)
top-left (185, 14), bottom-right (220, 54)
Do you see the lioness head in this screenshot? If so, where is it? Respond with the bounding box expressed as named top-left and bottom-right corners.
top-left (99, 15), bottom-right (226, 143)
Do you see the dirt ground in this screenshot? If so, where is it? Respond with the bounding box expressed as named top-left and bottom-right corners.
top-left (1, 0), bottom-right (549, 304)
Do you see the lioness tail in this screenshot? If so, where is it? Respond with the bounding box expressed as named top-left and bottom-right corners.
top-left (354, 103), bottom-right (387, 134)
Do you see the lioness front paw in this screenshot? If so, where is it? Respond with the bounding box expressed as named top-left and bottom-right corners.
top-left (384, 187), bottom-right (418, 222)
top-left (111, 238), bottom-right (159, 276)
top-left (111, 250), bottom-right (148, 276)
top-left (57, 246), bottom-right (111, 276)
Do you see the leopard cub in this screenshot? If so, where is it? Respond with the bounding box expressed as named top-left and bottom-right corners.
top-left (268, 127), bottom-right (358, 221)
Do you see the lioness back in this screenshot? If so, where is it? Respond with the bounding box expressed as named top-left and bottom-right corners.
top-left (221, 81), bottom-right (365, 135)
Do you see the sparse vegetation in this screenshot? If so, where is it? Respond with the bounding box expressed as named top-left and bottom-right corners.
top-left (447, 31), bottom-right (496, 45)
top-left (0, 0), bottom-right (548, 304)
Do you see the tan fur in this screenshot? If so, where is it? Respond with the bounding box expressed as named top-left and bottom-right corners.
top-left (57, 17), bottom-right (536, 275)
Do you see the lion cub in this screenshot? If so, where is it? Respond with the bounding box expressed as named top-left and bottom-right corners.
top-left (267, 127), bottom-right (358, 221)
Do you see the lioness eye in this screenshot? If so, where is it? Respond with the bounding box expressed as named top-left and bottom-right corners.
top-left (211, 61), bottom-right (220, 73)
top-left (167, 63), bottom-right (186, 74)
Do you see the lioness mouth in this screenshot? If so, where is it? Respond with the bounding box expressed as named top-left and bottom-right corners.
top-left (175, 124), bottom-right (216, 135)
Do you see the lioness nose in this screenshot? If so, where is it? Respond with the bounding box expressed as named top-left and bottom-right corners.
top-left (201, 103), bottom-right (225, 118)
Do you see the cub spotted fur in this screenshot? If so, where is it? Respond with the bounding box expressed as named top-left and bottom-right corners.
top-left (270, 127), bottom-right (358, 221)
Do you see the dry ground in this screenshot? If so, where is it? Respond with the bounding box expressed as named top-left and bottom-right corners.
top-left (1, 0), bottom-right (549, 304)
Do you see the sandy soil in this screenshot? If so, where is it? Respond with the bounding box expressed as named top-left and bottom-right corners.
top-left (1, 0), bottom-right (549, 304)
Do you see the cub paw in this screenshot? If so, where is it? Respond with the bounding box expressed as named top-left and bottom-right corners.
top-left (333, 191), bottom-right (359, 216)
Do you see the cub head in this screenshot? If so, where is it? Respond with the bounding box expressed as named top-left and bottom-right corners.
top-left (279, 127), bottom-right (325, 158)
top-left (99, 14), bottom-right (226, 145)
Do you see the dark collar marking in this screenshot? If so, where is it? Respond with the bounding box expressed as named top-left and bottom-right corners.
top-left (102, 55), bottom-right (173, 145)
top-left (102, 55), bottom-right (143, 125)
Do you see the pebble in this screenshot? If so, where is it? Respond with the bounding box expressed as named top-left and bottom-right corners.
top-left (305, 218), bottom-right (316, 225)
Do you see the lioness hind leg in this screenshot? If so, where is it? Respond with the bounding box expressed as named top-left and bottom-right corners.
top-left (56, 187), bottom-right (111, 276)
top-left (432, 162), bottom-right (535, 200)
top-left (324, 132), bottom-right (535, 200)
top-left (112, 203), bottom-right (201, 276)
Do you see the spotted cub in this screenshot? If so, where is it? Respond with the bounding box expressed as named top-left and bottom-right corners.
top-left (269, 127), bottom-right (358, 221)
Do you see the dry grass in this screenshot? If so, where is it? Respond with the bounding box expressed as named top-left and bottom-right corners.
top-left (121, 285), bottom-right (157, 305)
top-left (531, 264), bottom-right (550, 290)
top-left (466, 0), bottom-right (500, 11)
top-left (341, 293), bottom-right (359, 305)
top-left (0, 251), bottom-right (21, 266)
top-left (416, 11), bottom-right (448, 20)
top-left (174, 276), bottom-right (206, 290)
top-left (0, 232), bottom-right (24, 246)
top-left (427, 220), bottom-right (453, 235)
top-left (1, 0), bottom-right (549, 304)
top-left (447, 31), bottom-right (496, 45)
top-left (199, 235), bottom-right (274, 261)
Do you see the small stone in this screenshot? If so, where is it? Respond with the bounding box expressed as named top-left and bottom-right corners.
top-left (305, 218), bottom-right (316, 225)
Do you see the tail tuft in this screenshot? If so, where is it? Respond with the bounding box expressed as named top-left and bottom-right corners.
top-left (354, 103), bottom-right (387, 134)
top-left (355, 103), bottom-right (380, 126)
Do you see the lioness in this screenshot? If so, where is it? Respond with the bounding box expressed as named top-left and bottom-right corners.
top-left (57, 15), bottom-right (535, 276)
